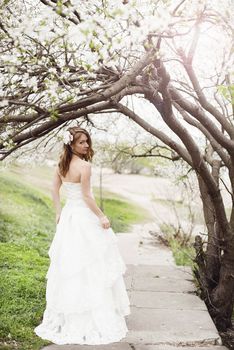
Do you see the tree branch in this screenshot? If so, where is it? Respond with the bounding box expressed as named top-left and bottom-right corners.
top-left (148, 60), bottom-right (232, 238)
top-left (0, 101), bottom-right (113, 150)
top-left (113, 102), bottom-right (193, 166)
top-left (179, 49), bottom-right (234, 138)
top-left (169, 86), bottom-right (234, 153)
top-left (39, 0), bottom-right (81, 25)
top-left (173, 101), bottom-right (231, 168)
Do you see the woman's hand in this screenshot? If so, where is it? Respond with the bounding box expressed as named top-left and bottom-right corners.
top-left (99, 215), bottom-right (110, 229)
top-left (56, 212), bottom-right (61, 224)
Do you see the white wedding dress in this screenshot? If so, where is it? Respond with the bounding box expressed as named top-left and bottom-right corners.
top-left (34, 180), bottom-right (131, 345)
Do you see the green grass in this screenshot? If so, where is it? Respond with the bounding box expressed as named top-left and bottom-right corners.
top-left (0, 244), bottom-right (51, 350)
top-left (95, 189), bottom-right (149, 232)
top-left (0, 174), bottom-right (54, 254)
top-left (0, 166), bottom-right (148, 349)
top-left (0, 173), bottom-right (55, 349)
top-left (0, 163), bottom-right (55, 195)
top-left (159, 223), bottom-right (196, 267)
top-left (168, 239), bottom-right (196, 267)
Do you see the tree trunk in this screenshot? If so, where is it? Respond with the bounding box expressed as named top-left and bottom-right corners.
top-left (196, 167), bottom-right (234, 331)
top-left (197, 175), bottom-right (220, 289)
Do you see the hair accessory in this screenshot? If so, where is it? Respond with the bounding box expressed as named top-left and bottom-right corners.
top-left (62, 130), bottom-right (73, 145)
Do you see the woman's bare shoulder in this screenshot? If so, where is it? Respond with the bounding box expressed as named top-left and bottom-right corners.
top-left (73, 159), bottom-right (91, 170)
top-left (55, 165), bottom-right (61, 176)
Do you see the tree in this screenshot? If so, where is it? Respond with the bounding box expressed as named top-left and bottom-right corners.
top-left (93, 139), bottom-right (161, 174)
top-left (0, 0), bottom-right (234, 330)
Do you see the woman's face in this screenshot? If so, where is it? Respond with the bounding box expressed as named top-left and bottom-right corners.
top-left (72, 133), bottom-right (89, 157)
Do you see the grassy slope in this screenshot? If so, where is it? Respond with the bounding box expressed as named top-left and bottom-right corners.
top-left (95, 191), bottom-right (148, 232)
top-left (2, 164), bottom-right (149, 233)
top-left (0, 174), bottom-right (55, 350)
top-left (0, 167), bottom-right (149, 350)
top-left (0, 174), bottom-right (54, 251)
top-left (0, 244), bottom-right (49, 350)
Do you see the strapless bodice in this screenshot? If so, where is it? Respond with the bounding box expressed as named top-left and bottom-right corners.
top-left (62, 182), bottom-right (94, 207)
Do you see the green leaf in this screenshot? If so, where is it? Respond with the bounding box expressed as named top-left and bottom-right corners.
top-left (49, 109), bottom-right (59, 120)
top-left (217, 84), bottom-right (234, 102)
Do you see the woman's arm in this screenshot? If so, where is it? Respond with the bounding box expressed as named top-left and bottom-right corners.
top-left (80, 163), bottom-right (110, 229)
top-left (51, 168), bottom-right (62, 224)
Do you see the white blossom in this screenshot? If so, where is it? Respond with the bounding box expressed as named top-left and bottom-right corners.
top-left (0, 100), bottom-right (9, 108)
top-left (48, 67), bottom-right (57, 75)
top-left (26, 77), bottom-right (38, 91)
top-left (62, 131), bottom-right (73, 145)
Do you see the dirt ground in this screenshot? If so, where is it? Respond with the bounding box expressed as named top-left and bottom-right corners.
top-left (91, 167), bottom-right (205, 237)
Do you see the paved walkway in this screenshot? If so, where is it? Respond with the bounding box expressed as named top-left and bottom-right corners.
top-left (42, 222), bottom-right (228, 350)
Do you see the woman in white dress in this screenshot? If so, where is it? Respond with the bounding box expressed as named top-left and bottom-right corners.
top-left (34, 126), bottom-right (131, 345)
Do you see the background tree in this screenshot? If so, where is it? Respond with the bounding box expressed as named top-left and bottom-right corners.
top-left (93, 138), bottom-right (165, 175)
top-left (0, 0), bottom-right (234, 330)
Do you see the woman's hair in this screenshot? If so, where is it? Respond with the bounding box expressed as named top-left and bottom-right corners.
top-left (58, 127), bottom-right (94, 177)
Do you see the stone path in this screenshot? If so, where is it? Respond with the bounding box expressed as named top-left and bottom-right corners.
top-left (41, 222), bottom-right (228, 350)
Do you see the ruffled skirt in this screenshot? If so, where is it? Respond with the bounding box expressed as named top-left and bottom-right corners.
top-left (34, 200), bottom-right (131, 345)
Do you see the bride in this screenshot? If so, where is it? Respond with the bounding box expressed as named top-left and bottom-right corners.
top-left (34, 126), bottom-right (131, 345)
